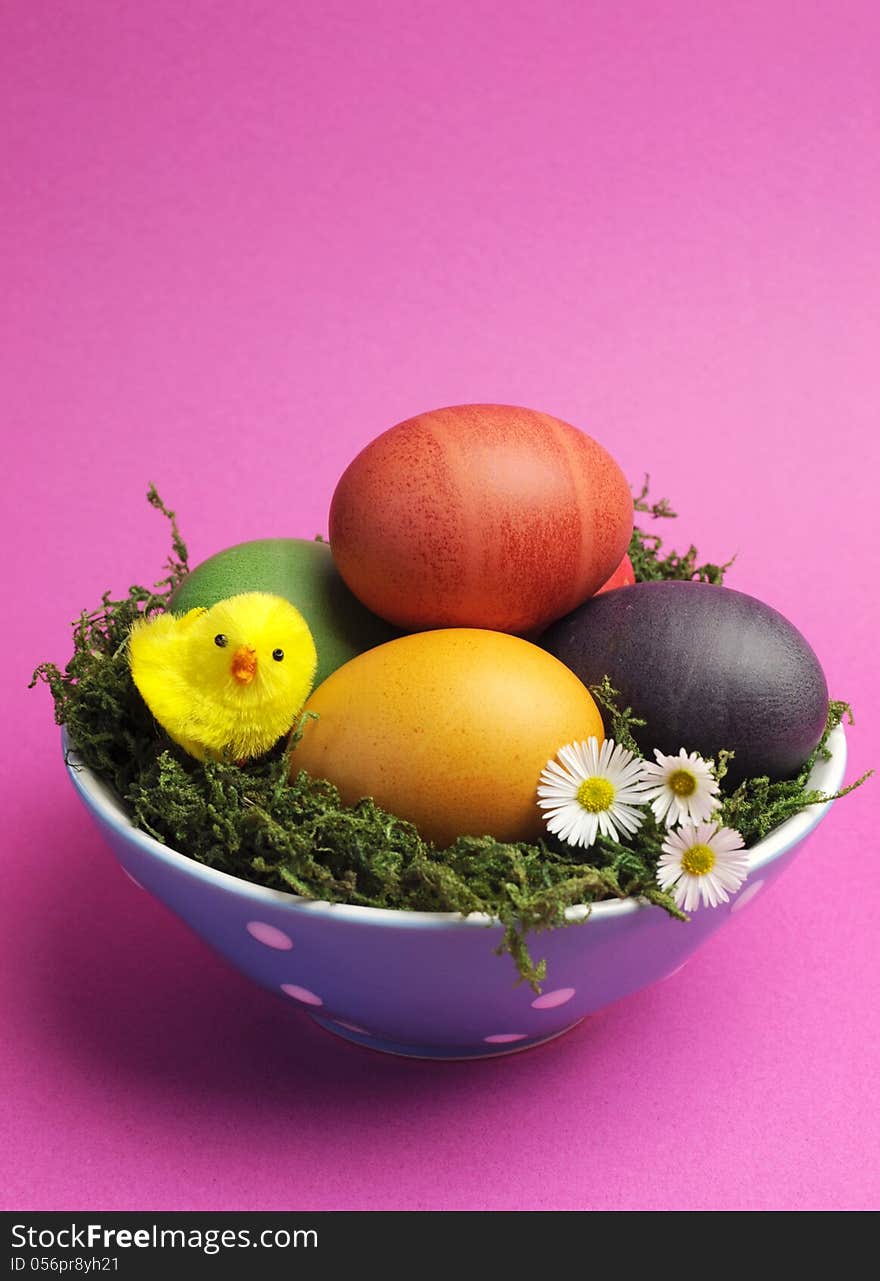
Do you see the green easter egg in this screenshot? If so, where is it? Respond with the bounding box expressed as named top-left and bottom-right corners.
top-left (169, 538), bottom-right (399, 686)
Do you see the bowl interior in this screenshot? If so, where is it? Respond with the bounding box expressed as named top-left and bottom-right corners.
top-left (63, 723), bottom-right (847, 927)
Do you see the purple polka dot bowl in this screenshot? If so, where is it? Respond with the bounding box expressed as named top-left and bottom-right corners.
top-left (64, 726), bottom-right (846, 1060)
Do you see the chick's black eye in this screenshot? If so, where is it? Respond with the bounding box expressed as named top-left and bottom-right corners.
top-left (272, 648), bottom-right (284, 662)
top-left (214, 634), bottom-right (228, 648)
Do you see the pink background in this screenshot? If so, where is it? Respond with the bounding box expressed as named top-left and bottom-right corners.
top-left (4, 1), bottom-right (878, 1211)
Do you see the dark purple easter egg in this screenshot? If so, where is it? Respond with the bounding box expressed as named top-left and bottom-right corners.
top-left (541, 581), bottom-right (829, 784)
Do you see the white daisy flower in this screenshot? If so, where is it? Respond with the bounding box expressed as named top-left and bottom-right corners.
top-left (538, 737), bottom-right (649, 849)
top-left (640, 747), bottom-right (721, 827)
top-left (657, 822), bottom-right (749, 911)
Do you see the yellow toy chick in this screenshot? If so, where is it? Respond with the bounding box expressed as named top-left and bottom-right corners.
top-left (128, 592), bottom-right (317, 762)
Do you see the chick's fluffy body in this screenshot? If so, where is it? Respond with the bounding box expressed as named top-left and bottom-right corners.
top-left (128, 593), bottom-right (317, 761)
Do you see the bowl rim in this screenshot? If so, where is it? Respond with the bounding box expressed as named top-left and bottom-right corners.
top-left (63, 723), bottom-right (847, 930)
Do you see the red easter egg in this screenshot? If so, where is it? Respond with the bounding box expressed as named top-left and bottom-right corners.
top-left (329, 404), bottom-right (633, 633)
top-left (595, 552), bottom-right (636, 595)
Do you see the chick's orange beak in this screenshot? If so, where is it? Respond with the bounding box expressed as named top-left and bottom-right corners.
top-left (230, 645), bottom-right (257, 685)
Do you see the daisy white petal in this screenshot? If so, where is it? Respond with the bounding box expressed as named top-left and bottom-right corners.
top-left (657, 822), bottom-right (748, 911)
top-left (538, 759), bottom-right (577, 787)
top-left (709, 827), bottom-right (751, 854)
top-left (570, 739), bottom-right (596, 776)
top-left (640, 747), bottom-right (721, 828)
top-left (537, 737), bottom-right (650, 850)
top-left (557, 742), bottom-right (586, 776)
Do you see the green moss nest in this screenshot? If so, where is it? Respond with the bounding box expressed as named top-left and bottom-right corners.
top-left (31, 486), bottom-right (867, 989)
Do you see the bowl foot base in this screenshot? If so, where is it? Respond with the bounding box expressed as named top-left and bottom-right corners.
top-left (309, 1014), bottom-right (586, 1060)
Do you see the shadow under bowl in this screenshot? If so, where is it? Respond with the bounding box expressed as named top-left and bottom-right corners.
top-left (63, 726), bottom-right (846, 1059)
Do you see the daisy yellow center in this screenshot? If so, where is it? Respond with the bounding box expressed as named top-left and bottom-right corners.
top-left (576, 776), bottom-right (615, 813)
top-left (681, 844), bottom-right (715, 876)
top-left (668, 768), bottom-right (697, 797)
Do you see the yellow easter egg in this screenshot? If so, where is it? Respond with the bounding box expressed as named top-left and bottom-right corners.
top-left (290, 629), bottom-right (604, 847)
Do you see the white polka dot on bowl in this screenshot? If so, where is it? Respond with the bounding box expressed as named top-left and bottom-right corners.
top-left (280, 983), bottom-right (323, 1007)
top-left (483, 1033), bottom-right (528, 1044)
top-left (730, 879), bottom-right (766, 914)
top-left (531, 987), bottom-right (575, 1010)
top-left (246, 921), bottom-right (294, 950)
